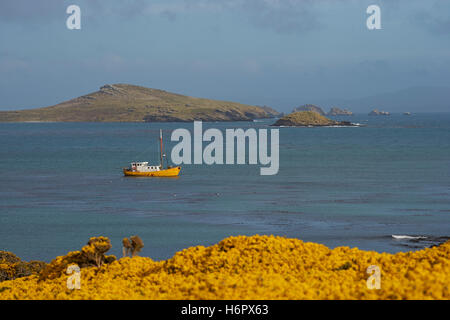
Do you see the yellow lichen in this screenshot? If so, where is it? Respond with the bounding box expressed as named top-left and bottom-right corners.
top-left (0, 235), bottom-right (449, 300)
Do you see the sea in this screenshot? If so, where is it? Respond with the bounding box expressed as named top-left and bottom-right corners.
top-left (1, 113), bottom-right (449, 262)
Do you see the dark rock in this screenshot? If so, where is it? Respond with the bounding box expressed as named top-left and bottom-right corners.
top-left (293, 104), bottom-right (326, 116)
top-left (369, 109), bottom-right (390, 116)
top-left (328, 107), bottom-right (353, 116)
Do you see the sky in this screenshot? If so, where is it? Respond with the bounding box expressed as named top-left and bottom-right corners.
top-left (0, 0), bottom-right (449, 112)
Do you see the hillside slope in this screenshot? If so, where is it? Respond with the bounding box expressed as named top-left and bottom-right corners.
top-left (0, 84), bottom-right (280, 122)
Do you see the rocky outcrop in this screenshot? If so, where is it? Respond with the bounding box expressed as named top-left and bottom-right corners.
top-left (292, 104), bottom-right (326, 116)
top-left (369, 109), bottom-right (390, 116)
top-left (272, 111), bottom-right (357, 127)
top-left (259, 105), bottom-right (282, 118)
top-left (328, 107), bottom-right (353, 116)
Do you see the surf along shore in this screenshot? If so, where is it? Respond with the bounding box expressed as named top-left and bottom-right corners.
top-left (0, 235), bottom-right (449, 300)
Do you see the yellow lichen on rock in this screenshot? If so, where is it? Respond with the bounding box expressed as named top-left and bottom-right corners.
top-left (0, 235), bottom-right (449, 300)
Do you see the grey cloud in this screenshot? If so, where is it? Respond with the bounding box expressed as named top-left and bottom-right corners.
top-left (121, 0), bottom-right (321, 32)
top-left (0, 0), bottom-right (65, 22)
top-left (161, 10), bottom-right (177, 22)
top-left (0, 0), bottom-right (319, 33)
top-left (2, 0), bottom-right (449, 36)
top-left (153, 0), bottom-right (321, 33)
top-left (237, 0), bottom-right (319, 34)
top-left (413, 11), bottom-right (450, 35)
top-left (0, 0), bottom-right (148, 23)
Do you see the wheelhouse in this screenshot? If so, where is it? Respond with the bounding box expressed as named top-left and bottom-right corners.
top-left (130, 162), bottom-right (161, 172)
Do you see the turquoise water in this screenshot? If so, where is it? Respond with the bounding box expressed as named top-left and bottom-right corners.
top-left (1, 114), bottom-right (449, 261)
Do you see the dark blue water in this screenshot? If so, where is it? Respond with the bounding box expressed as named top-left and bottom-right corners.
top-left (1, 114), bottom-right (449, 262)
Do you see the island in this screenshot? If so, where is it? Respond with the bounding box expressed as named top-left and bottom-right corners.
top-left (292, 104), bottom-right (326, 116)
top-left (272, 111), bottom-right (357, 127)
top-left (328, 107), bottom-right (353, 116)
top-left (369, 109), bottom-right (390, 116)
top-left (0, 84), bottom-right (280, 122)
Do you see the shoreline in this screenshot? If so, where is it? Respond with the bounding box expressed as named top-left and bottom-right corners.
top-left (3, 233), bottom-right (449, 264)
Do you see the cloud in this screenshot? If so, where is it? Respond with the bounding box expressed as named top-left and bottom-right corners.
top-left (0, 0), bottom-right (320, 34)
top-left (237, 0), bottom-right (319, 34)
top-left (161, 10), bottom-right (177, 22)
top-left (1, 0), bottom-right (449, 36)
top-left (0, 0), bottom-right (64, 22)
top-left (413, 11), bottom-right (450, 35)
top-left (139, 0), bottom-right (321, 34)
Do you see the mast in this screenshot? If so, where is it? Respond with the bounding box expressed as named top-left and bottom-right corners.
top-left (159, 129), bottom-right (163, 168)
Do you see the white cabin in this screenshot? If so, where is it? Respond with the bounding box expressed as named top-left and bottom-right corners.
top-left (130, 162), bottom-right (161, 172)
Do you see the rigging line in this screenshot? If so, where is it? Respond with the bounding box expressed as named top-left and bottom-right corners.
top-left (131, 136), bottom-right (158, 163)
top-left (163, 137), bottom-right (169, 168)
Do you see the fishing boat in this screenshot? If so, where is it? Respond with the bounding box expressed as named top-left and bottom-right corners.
top-left (123, 129), bottom-right (181, 177)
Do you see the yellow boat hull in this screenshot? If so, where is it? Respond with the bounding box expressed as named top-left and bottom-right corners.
top-left (123, 166), bottom-right (181, 177)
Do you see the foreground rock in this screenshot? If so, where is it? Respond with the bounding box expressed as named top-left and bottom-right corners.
top-left (272, 111), bottom-right (356, 127)
top-left (369, 109), bottom-right (390, 116)
top-left (328, 107), bottom-right (353, 116)
top-left (0, 84), bottom-right (280, 122)
top-left (292, 104), bottom-right (326, 116)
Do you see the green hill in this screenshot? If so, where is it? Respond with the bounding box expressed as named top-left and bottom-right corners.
top-left (272, 111), bottom-right (335, 126)
top-left (272, 111), bottom-right (356, 127)
top-left (0, 84), bottom-right (280, 122)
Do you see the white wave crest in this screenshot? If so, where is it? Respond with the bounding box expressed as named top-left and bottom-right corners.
top-left (392, 235), bottom-right (427, 240)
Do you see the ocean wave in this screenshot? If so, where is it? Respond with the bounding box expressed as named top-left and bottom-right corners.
top-left (392, 235), bottom-right (427, 240)
top-left (390, 234), bottom-right (450, 249)
top-left (324, 125), bottom-right (361, 128)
